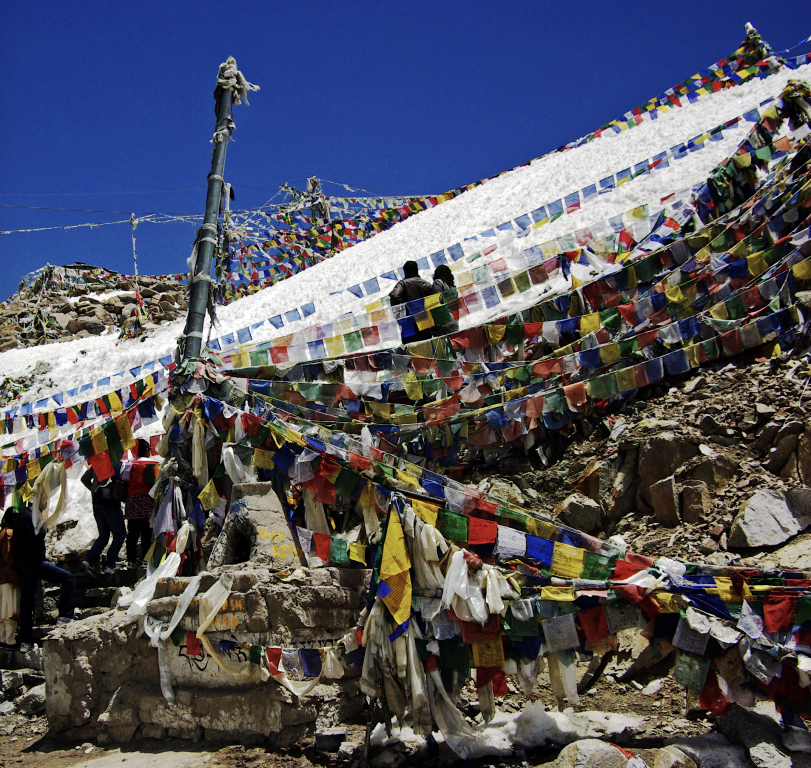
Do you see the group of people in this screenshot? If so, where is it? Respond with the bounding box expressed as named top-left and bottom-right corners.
top-left (0, 439), bottom-right (158, 652)
top-left (389, 261), bottom-right (458, 342)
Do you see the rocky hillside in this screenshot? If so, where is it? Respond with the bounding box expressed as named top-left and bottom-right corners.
top-left (478, 323), bottom-right (811, 573)
top-left (0, 264), bottom-right (187, 352)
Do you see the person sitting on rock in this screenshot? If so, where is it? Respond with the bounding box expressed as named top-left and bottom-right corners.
top-left (13, 503), bottom-right (74, 653)
top-left (81, 463), bottom-right (126, 576)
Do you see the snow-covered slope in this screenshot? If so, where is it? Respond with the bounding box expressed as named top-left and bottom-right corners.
top-left (3, 61), bottom-right (810, 411)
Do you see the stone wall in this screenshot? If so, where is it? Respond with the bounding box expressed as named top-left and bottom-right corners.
top-left (42, 480), bottom-right (371, 744)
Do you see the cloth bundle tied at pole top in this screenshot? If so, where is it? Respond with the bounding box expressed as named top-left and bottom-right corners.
top-left (215, 56), bottom-right (260, 107)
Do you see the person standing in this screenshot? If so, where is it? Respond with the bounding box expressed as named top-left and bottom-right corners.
top-left (81, 464), bottom-right (125, 575)
top-left (0, 511), bottom-right (19, 647)
top-left (431, 264), bottom-right (459, 336)
top-left (123, 439), bottom-right (157, 564)
top-left (389, 260), bottom-right (436, 343)
top-left (13, 503), bottom-right (74, 652)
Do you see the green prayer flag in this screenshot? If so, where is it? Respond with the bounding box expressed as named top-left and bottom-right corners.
top-left (328, 537), bottom-right (349, 565)
top-left (439, 510), bottom-right (468, 542)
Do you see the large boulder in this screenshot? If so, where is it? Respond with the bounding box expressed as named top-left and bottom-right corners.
top-left (728, 489), bottom-right (811, 548)
top-left (556, 493), bottom-right (601, 532)
top-left (638, 433), bottom-right (699, 506)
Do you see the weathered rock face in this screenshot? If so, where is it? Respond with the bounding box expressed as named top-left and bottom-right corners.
top-left (650, 476), bottom-right (680, 528)
top-left (637, 433), bottom-right (699, 506)
top-left (728, 488), bottom-right (811, 548)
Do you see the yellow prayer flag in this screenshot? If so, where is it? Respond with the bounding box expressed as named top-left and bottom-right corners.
top-left (395, 468), bottom-right (419, 488)
top-left (27, 459), bottom-right (41, 482)
top-left (580, 313), bottom-right (601, 335)
top-left (404, 373), bottom-right (423, 401)
top-left (349, 542), bottom-right (367, 564)
top-left (198, 478), bottom-right (221, 511)
top-left (325, 336), bottom-right (345, 358)
top-left (380, 508), bottom-right (412, 626)
top-left (108, 391), bottom-right (123, 412)
top-left (484, 325), bottom-right (506, 345)
top-left (710, 302), bottom-right (729, 320)
top-left (792, 258), bottom-right (811, 281)
top-left (253, 448), bottom-right (276, 469)
top-left (713, 577), bottom-right (742, 603)
top-left (525, 518), bottom-right (557, 539)
top-left (412, 499), bottom-right (440, 527)
top-left (664, 284), bottom-right (685, 305)
top-left (540, 586), bottom-right (576, 601)
top-left (414, 310), bottom-right (435, 331)
top-left (91, 427), bottom-right (107, 455)
top-left (424, 293), bottom-right (442, 310)
top-left (599, 342), bottom-right (620, 365)
top-left (116, 415), bottom-right (136, 452)
top-left (747, 250), bottom-right (767, 277)
top-left (550, 542), bottom-right (584, 579)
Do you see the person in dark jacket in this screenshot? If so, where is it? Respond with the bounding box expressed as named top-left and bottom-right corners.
top-left (13, 504), bottom-right (74, 652)
top-left (389, 260), bottom-right (436, 343)
top-left (431, 264), bottom-right (459, 336)
top-left (81, 465), bottom-right (125, 575)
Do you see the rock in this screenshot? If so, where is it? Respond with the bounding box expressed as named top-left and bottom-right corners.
top-left (553, 739), bottom-right (629, 768)
top-left (574, 460), bottom-right (603, 503)
top-left (681, 481), bottom-right (710, 524)
top-left (756, 402), bottom-right (776, 418)
top-left (0, 701), bottom-right (14, 715)
top-left (372, 749), bottom-right (404, 767)
top-left (774, 419), bottom-right (804, 444)
top-left (786, 487), bottom-right (811, 528)
top-left (0, 670), bottom-right (23, 695)
top-left (52, 312), bottom-right (72, 329)
top-left (604, 448), bottom-right (637, 521)
top-left (761, 537), bottom-right (811, 570)
top-left (556, 493), bottom-right (601, 532)
top-left (16, 683), bottom-right (46, 715)
top-left (650, 476), bottom-right (680, 528)
top-left (315, 727), bottom-right (347, 751)
top-left (687, 455), bottom-right (737, 492)
top-left (638, 433), bottom-right (699, 506)
top-left (765, 434), bottom-right (799, 473)
top-left (665, 733), bottom-right (749, 768)
top-left (139, 724), bottom-right (166, 739)
top-left (488, 479), bottom-right (525, 507)
top-left (779, 451), bottom-right (799, 480)
top-left (683, 376), bottom-right (706, 394)
top-left (728, 489), bottom-right (811, 548)
top-left (653, 746), bottom-right (697, 768)
top-left (338, 742), bottom-right (360, 758)
top-left (798, 424), bottom-right (811, 485)
top-left (748, 742), bottom-right (791, 768)
top-left (699, 537), bottom-right (718, 555)
top-left (755, 422), bottom-right (780, 452)
top-left (121, 303), bottom-right (138, 319)
top-left (83, 320), bottom-right (106, 335)
top-left (700, 414), bottom-right (722, 435)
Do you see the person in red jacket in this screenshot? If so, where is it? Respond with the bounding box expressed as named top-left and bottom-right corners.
top-left (122, 439), bottom-right (158, 564)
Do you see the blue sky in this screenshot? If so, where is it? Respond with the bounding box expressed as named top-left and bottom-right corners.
top-left (1, 1), bottom-right (809, 302)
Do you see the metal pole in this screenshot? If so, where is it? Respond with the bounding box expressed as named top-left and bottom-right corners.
top-left (181, 73), bottom-right (235, 361)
